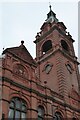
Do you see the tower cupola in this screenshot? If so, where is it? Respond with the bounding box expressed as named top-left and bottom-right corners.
top-left (46, 5), bottom-right (58, 23)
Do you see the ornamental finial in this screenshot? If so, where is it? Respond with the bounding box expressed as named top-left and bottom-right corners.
top-left (49, 2), bottom-right (52, 11)
top-left (21, 40), bottom-right (24, 45)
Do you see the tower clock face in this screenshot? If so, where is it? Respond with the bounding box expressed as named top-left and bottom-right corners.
top-left (45, 64), bottom-right (52, 74)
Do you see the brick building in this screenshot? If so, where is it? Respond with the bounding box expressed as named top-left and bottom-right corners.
top-left (0, 5), bottom-right (80, 119)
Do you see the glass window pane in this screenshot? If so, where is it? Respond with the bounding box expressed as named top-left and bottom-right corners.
top-left (15, 99), bottom-right (21, 109)
top-left (21, 112), bottom-right (26, 119)
top-left (8, 109), bottom-right (14, 118)
top-left (38, 107), bottom-right (44, 117)
top-left (22, 105), bottom-right (26, 111)
top-left (54, 115), bottom-right (58, 120)
top-left (15, 110), bottom-right (20, 118)
top-left (38, 108), bottom-right (42, 116)
top-left (38, 116), bottom-right (43, 120)
top-left (54, 113), bottom-right (62, 120)
top-left (10, 102), bottom-right (14, 108)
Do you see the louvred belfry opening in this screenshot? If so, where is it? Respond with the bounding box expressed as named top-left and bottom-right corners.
top-left (61, 40), bottom-right (69, 52)
top-left (42, 40), bottom-right (52, 54)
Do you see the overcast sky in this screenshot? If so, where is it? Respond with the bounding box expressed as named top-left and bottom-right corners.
top-left (0, 0), bottom-right (79, 59)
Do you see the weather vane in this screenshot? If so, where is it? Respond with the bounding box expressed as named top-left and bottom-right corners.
top-left (49, 1), bottom-right (52, 11)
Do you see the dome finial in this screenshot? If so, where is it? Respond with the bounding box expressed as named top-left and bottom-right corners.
top-left (21, 40), bottom-right (24, 45)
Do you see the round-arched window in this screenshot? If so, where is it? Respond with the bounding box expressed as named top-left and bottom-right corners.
top-left (38, 105), bottom-right (45, 120)
top-left (54, 112), bottom-right (63, 120)
top-left (8, 97), bottom-right (27, 119)
top-left (42, 40), bottom-right (52, 54)
top-left (61, 40), bottom-right (69, 52)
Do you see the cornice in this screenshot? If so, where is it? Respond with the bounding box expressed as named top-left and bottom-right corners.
top-left (3, 50), bottom-right (36, 67)
top-left (37, 48), bottom-right (79, 65)
top-left (34, 25), bottom-right (74, 44)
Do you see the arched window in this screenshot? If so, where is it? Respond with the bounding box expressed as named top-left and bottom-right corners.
top-left (54, 112), bottom-right (63, 120)
top-left (8, 97), bottom-right (27, 119)
top-left (38, 105), bottom-right (45, 120)
top-left (61, 40), bottom-right (69, 52)
top-left (42, 40), bottom-right (52, 54)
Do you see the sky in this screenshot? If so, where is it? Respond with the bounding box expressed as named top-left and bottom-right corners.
top-left (0, 0), bottom-right (79, 60)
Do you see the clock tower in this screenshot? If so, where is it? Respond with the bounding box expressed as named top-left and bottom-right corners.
top-left (34, 5), bottom-right (80, 99)
top-left (1, 4), bottom-right (80, 119)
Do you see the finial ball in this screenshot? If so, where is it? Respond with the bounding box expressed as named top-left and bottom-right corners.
top-left (21, 40), bottom-right (24, 45)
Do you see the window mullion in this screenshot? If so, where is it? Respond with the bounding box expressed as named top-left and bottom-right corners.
top-left (8, 98), bottom-right (27, 120)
